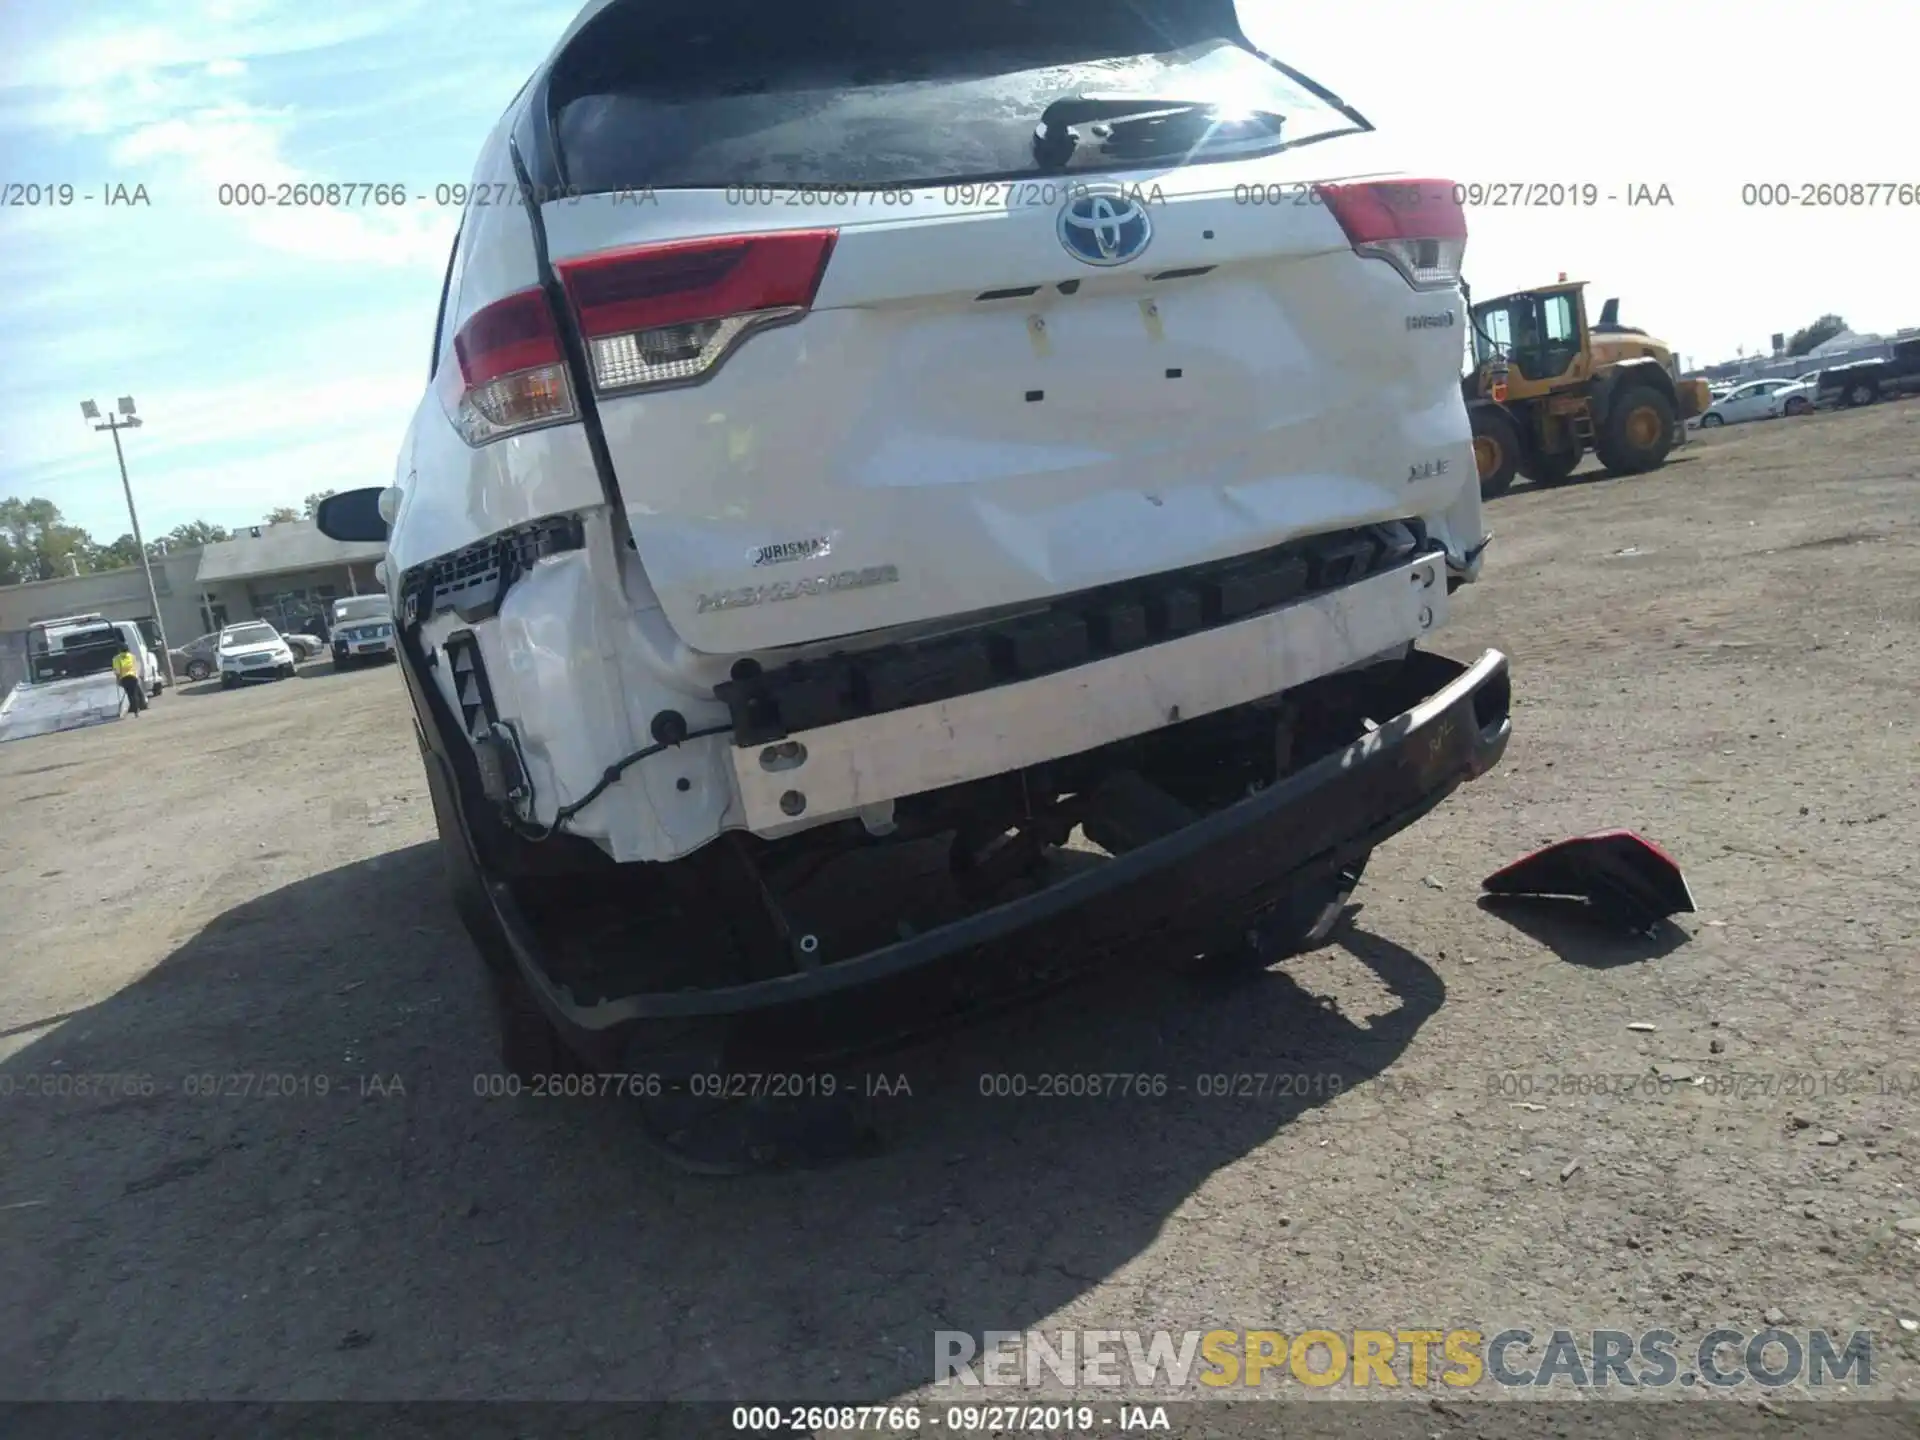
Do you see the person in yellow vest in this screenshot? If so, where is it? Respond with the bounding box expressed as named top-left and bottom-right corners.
top-left (112, 646), bottom-right (147, 716)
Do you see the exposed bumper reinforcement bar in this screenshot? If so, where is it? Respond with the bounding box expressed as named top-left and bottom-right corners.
top-left (486, 647), bottom-right (1512, 1051)
top-left (727, 551), bottom-right (1450, 834)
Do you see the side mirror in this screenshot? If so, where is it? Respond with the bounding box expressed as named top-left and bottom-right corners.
top-left (315, 488), bottom-right (389, 543)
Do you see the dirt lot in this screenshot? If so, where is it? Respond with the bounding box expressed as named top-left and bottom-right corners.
top-left (2, 403), bottom-right (1916, 1409)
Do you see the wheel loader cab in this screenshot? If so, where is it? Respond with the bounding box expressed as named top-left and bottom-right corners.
top-left (1469, 284), bottom-right (1591, 396)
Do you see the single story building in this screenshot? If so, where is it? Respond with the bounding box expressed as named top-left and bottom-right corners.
top-left (192, 520), bottom-right (386, 636)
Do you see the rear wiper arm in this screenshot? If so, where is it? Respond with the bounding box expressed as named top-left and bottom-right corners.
top-left (1033, 96), bottom-right (1283, 170)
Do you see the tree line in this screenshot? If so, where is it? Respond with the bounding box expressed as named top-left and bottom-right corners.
top-left (1786, 314), bottom-right (1848, 357)
top-left (0, 491), bottom-right (337, 586)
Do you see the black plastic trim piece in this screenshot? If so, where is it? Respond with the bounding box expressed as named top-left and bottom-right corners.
top-left (716, 522), bottom-right (1437, 745)
top-left (509, 133), bottom-right (628, 528)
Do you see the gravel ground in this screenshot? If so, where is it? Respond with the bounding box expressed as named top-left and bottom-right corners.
top-left (1, 402), bottom-right (1916, 1408)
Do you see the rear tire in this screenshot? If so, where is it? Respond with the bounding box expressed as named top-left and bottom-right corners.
top-left (187, 659), bottom-right (212, 682)
top-left (1198, 853), bottom-right (1372, 979)
top-left (417, 725), bottom-right (585, 1083)
top-left (1846, 381), bottom-right (1876, 407)
top-left (1262, 853), bottom-right (1371, 958)
top-left (1470, 407), bottom-right (1522, 499)
top-left (490, 957), bottom-right (577, 1080)
top-left (1518, 446), bottom-right (1582, 485)
top-left (1595, 386), bottom-right (1676, 474)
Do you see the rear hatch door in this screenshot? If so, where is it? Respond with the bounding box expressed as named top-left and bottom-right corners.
top-left (535, 0), bottom-right (1466, 654)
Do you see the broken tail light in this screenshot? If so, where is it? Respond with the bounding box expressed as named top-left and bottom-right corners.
top-left (1315, 179), bottom-right (1467, 292)
top-left (436, 287), bottom-right (578, 446)
top-left (558, 230), bottom-right (838, 395)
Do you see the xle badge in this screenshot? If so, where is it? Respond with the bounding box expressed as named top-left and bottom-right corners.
top-left (1409, 458), bottom-right (1451, 483)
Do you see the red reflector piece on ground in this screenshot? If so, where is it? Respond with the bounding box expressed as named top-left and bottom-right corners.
top-left (1483, 829), bottom-right (1696, 923)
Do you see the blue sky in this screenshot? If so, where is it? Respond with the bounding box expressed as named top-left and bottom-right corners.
top-left (2, 0), bottom-right (1912, 541)
top-left (0, 0), bottom-right (578, 540)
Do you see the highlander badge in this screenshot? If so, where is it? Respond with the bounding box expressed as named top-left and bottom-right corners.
top-left (697, 564), bottom-right (899, 614)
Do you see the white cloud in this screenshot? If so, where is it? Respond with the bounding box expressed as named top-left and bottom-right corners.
top-left (5, 4), bottom-right (429, 90)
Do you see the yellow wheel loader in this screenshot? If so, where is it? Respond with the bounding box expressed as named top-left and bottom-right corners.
top-left (1461, 281), bottom-right (1710, 499)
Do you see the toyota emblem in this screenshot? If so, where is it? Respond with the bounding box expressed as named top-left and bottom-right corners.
top-left (1057, 187), bottom-right (1153, 267)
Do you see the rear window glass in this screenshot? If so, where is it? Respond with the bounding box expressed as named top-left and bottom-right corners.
top-left (549, 0), bottom-right (1362, 191)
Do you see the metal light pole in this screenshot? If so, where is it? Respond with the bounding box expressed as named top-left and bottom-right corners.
top-left (80, 396), bottom-right (176, 687)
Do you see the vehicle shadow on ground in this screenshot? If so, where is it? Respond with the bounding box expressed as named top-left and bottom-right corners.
top-left (1474, 894), bottom-right (1691, 968)
top-left (0, 844), bottom-right (1443, 1401)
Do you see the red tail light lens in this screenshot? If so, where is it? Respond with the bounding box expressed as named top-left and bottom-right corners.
top-left (558, 229), bottom-right (837, 394)
top-left (437, 287), bottom-right (577, 446)
top-left (1314, 179), bottom-right (1467, 291)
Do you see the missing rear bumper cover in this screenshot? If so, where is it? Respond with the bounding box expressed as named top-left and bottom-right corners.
top-left (481, 647), bottom-right (1511, 1052)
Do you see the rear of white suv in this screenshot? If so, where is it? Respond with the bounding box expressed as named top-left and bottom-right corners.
top-left (322, 0), bottom-right (1508, 1163)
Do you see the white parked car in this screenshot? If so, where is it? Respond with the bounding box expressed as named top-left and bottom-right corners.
top-left (311, 0), bottom-right (1510, 1125)
top-left (217, 621), bottom-right (298, 688)
top-left (1694, 377), bottom-right (1812, 427)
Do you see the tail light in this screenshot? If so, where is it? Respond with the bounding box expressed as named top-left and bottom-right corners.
top-left (558, 230), bottom-right (837, 395)
top-left (437, 288), bottom-right (577, 446)
top-left (1314, 179), bottom-right (1467, 291)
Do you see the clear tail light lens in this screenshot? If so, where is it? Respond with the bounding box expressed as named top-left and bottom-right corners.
top-left (437, 287), bottom-right (577, 446)
top-left (558, 230), bottom-right (838, 395)
top-left (1314, 179), bottom-right (1468, 291)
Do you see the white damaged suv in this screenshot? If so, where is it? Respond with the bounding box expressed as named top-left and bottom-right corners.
top-left (318, 0), bottom-right (1509, 1161)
